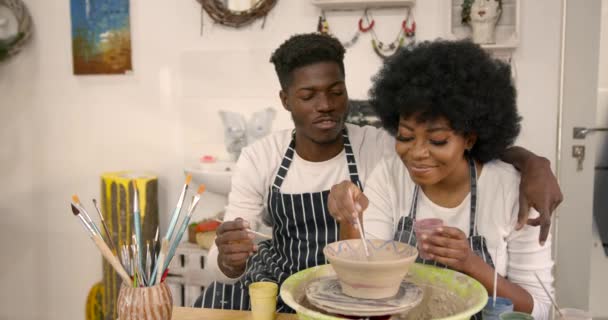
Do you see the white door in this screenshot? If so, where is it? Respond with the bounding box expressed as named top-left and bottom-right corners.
top-left (589, 0), bottom-right (608, 316)
top-left (555, 0), bottom-right (608, 318)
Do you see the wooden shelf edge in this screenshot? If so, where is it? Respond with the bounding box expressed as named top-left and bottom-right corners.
top-left (311, 0), bottom-right (416, 10)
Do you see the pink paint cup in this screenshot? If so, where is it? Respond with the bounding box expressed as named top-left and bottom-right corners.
top-left (414, 218), bottom-right (444, 260)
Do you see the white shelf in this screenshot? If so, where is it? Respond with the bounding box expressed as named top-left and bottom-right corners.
top-left (481, 42), bottom-right (518, 50)
top-left (311, 0), bottom-right (415, 10)
top-left (175, 242), bottom-right (209, 256)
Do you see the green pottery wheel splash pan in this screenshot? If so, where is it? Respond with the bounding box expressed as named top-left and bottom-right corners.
top-left (280, 264), bottom-right (488, 320)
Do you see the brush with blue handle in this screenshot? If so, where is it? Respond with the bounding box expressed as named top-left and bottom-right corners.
top-left (132, 181), bottom-right (144, 285)
top-left (150, 175), bottom-right (192, 285)
top-left (157, 185), bottom-right (205, 283)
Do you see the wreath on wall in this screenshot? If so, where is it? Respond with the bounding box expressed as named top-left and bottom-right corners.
top-left (0, 0), bottom-right (33, 62)
top-left (196, 0), bottom-right (277, 28)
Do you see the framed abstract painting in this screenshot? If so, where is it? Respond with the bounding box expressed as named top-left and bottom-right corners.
top-left (70, 0), bottom-right (132, 75)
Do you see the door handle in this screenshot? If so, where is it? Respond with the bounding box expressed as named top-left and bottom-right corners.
top-left (573, 127), bottom-right (608, 139)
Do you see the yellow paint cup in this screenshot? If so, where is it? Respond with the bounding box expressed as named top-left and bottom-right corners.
top-left (249, 282), bottom-right (278, 320)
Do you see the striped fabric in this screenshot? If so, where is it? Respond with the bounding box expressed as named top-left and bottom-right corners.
top-left (394, 156), bottom-right (495, 267)
top-left (393, 157), bottom-right (493, 320)
top-left (196, 129), bottom-right (362, 313)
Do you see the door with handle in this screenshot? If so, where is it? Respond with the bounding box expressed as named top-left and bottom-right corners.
top-left (574, 126), bottom-right (608, 139)
top-left (571, 126), bottom-right (608, 256)
top-left (555, 0), bottom-right (603, 313)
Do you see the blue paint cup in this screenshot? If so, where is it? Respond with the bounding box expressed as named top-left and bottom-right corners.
top-left (482, 297), bottom-right (514, 320)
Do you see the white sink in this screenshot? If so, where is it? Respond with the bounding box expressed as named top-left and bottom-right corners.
top-left (185, 161), bottom-right (235, 196)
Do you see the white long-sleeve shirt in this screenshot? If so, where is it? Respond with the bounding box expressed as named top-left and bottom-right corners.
top-left (363, 154), bottom-right (555, 320)
top-left (206, 124), bottom-right (395, 284)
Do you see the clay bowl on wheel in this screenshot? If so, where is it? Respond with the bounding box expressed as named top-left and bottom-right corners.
top-left (323, 239), bottom-right (418, 299)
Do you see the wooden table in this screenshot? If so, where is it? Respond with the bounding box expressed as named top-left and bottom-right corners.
top-left (172, 306), bottom-right (298, 320)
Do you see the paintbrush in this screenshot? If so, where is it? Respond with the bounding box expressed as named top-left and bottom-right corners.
top-left (165, 174), bottom-right (192, 242)
top-left (92, 198), bottom-right (117, 255)
top-left (149, 176), bottom-right (193, 284)
top-left (130, 243), bottom-right (138, 287)
top-left (131, 181), bottom-right (144, 281)
top-left (132, 234), bottom-right (146, 286)
top-left (71, 204), bottom-right (131, 284)
top-left (154, 227), bottom-right (160, 254)
top-left (127, 246), bottom-right (134, 278)
top-left (355, 216), bottom-right (370, 258)
top-left (349, 188), bottom-right (369, 258)
top-left (148, 175), bottom-right (192, 283)
top-left (152, 227), bottom-right (160, 270)
top-left (159, 185), bottom-right (206, 282)
top-left (534, 272), bottom-right (564, 318)
top-left (146, 241), bottom-right (151, 285)
top-left (248, 229), bottom-right (272, 240)
top-left (124, 245), bottom-right (135, 282)
top-left (212, 218), bottom-right (272, 239)
top-left (119, 245), bottom-right (125, 270)
top-left (121, 245), bottom-right (130, 276)
top-left (154, 239), bottom-right (169, 285)
top-left (72, 195), bottom-right (102, 236)
top-left (120, 245), bottom-right (130, 276)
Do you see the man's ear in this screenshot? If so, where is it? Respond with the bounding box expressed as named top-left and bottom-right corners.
top-left (280, 90), bottom-right (290, 111)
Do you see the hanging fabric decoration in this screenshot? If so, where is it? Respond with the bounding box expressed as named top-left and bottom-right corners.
top-left (317, 10), bottom-right (373, 49)
top-left (368, 7), bottom-right (416, 60)
top-left (317, 13), bottom-right (330, 34)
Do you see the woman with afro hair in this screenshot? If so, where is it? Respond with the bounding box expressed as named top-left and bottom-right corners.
top-left (328, 40), bottom-right (554, 319)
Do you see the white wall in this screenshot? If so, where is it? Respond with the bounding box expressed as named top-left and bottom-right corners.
top-left (0, 0), bottom-right (563, 319)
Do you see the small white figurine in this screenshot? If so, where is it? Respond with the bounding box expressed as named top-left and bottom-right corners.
top-left (247, 107), bottom-right (276, 145)
top-left (462, 0), bottom-right (502, 45)
top-left (219, 111), bottom-right (248, 161)
top-left (219, 108), bottom-right (276, 161)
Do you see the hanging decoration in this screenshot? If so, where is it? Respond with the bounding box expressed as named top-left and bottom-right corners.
top-left (367, 7), bottom-right (416, 60)
top-left (317, 10), bottom-right (374, 49)
top-left (196, 0), bottom-right (277, 33)
top-left (0, 0), bottom-right (32, 63)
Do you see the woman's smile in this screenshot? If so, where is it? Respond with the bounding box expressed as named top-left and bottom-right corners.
top-left (407, 163), bottom-right (438, 176)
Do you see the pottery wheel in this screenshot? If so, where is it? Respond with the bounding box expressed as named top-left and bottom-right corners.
top-left (305, 276), bottom-right (423, 317)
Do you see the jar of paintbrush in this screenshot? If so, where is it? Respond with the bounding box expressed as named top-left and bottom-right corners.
top-left (70, 175), bottom-right (206, 320)
top-left (117, 282), bottom-right (173, 320)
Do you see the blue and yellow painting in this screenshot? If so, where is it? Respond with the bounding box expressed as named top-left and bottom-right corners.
top-left (70, 0), bottom-right (132, 75)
